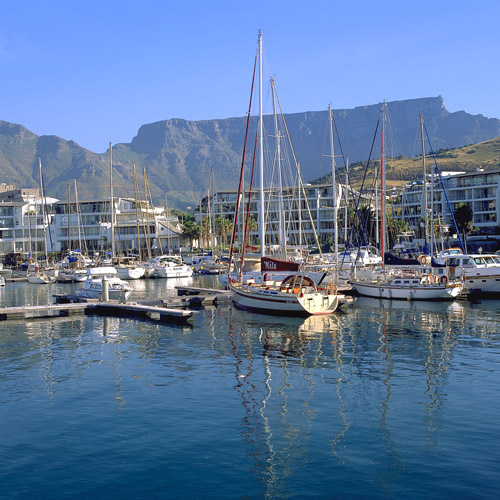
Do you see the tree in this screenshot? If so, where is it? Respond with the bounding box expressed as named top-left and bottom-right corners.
top-left (386, 215), bottom-right (409, 249)
top-left (215, 217), bottom-right (233, 251)
top-left (181, 220), bottom-right (199, 251)
top-left (451, 203), bottom-right (473, 235)
top-left (245, 217), bottom-right (258, 245)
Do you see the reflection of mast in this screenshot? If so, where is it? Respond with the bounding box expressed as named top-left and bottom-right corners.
top-left (228, 315), bottom-right (274, 494)
top-left (330, 317), bottom-right (350, 464)
top-left (377, 314), bottom-right (403, 491)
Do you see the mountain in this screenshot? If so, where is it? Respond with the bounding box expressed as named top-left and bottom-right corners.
top-left (1, 96), bottom-right (499, 209)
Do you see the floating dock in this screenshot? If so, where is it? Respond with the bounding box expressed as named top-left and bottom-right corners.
top-left (0, 301), bottom-right (196, 325)
top-left (175, 285), bottom-right (232, 300)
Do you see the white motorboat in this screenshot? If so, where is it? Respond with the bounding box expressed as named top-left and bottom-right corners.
top-left (436, 252), bottom-right (500, 295)
top-left (76, 267), bottom-right (133, 301)
top-left (337, 246), bottom-right (383, 269)
top-left (350, 268), bottom-right (464, 300)
top-left (0, 263), bottom-right (12, 280)
top-left (150, 255), bottom-right (193, 279)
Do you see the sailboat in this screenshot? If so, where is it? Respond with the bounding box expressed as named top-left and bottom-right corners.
top-left (228, 32), bottom-right (339, 316)
top-left (349, 109), bottom-right (464, 300)
top-left (27, 157), bottom-right (56, 284)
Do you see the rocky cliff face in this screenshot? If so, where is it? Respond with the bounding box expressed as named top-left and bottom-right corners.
top-left (1, 97), bottom-right (499, 208)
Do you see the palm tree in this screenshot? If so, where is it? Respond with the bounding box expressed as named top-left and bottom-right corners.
top-left (182, 220), bottom-right (199, 251)
top-left (215, 217), bottom-right (233, 251)
top-left (386, 215), bottom-right (409, 249)
top-left (245, 217), bottom-right (258, 246)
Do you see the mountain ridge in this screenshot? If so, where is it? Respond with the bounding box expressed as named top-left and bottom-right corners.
top-left (1, 96), bottom-right (499, 208)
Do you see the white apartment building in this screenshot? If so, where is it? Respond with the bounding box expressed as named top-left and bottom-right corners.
top-left (0, 188), bottom-right (183, 260)
top-left (391, 168), bottom-right (500, 233)
top-left (54, 197), bottom-right (182, 256)
top-left (199, 181), bottom-right (364, 247)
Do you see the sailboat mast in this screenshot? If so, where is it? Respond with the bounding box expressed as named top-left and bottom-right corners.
top-left (420, 115), bottom-right (429, 253)
top-left (381, 104), bottom-right (387, 265)
top-left (344, 158), bottom-right (349, 245)
top-left (74, 179), bottom-right (83, 252)
top-left (258, 30), bottom-right (265, 258)
top-left (328, 105), bottom-right (338, 265)
top-left (39, 157), bottom-right (49, 264)
top-left (133, 162), bottom-right (142, 262)
top-left (109, 142), bottom-right (115, 259)
top-left (67, 182), bottom-right (71, 253)
top-left (271, 78), bottom-right (286, 255)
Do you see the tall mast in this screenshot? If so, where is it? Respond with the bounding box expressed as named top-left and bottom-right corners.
top-left (258, 30), bottom-right (265, 258)
top-left (210, 169), bottom-right (217, 254)
top-left (381, 103), bottom-right (387, 265)
top-left (271, 78), bottom-right (286, 255)
top-left (133, 162), bottom-right (142, 261)
top-left (328, 105), bottom-right (338, 265)
top-left (420, 115), bottom-right (429, 253)
top-left (74, 179), bottom-right (83, 252)
top-left (109, 142), bottom-right (116, 259)
top-left (344, 158), bottom-right (349, 244)
top-left (67, 182), bottom-right (71, 253)
top-left (38, 157), bottom-right (49, 264)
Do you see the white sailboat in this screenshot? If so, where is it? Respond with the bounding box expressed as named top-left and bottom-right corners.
top-left (349, 109), bottom-right (464, 300)
top-left (228, 32), bottom-right (339, 316)
top-left (27, 158), bottom-right (56, 285)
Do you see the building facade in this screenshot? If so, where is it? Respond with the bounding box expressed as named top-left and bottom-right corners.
top-left (0, 187), bottom-right (183, 261)
top-left (391, 169), bottom-right (500, 233)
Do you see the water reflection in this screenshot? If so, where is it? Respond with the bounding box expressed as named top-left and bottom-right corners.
top-left (227, 309), bottom-right (344, 497)
top-left (2, 280), bottom-right (500, 497)
top-left (225, 295), bottom-right (490, 495)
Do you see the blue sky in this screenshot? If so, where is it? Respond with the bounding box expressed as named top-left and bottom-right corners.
top-left (1, 0), bottom-right (499, 153)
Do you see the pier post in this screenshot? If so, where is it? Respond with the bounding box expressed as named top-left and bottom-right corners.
top-left (102, 276), bottom-right (109, 302)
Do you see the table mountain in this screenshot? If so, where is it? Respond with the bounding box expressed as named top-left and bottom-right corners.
top-left (1, 96), bottom-right (499, 208)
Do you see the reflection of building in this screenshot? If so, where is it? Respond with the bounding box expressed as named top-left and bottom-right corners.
top-left (199, 182), bottom-right (365, 246)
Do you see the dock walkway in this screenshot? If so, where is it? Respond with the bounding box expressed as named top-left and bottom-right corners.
top-left (0, 301), bottom-right (196, 325)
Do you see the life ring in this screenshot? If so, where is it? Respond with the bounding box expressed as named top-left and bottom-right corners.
top-left (418, 255), bottom-right (431, 266)
top-left (439, 276), bottom-right (448, 285)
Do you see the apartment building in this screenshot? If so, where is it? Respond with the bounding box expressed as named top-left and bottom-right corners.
top-left (391, 169), bottom-right (500, 232)
top-left (0, 186), bottom-right (183, 259)
top-left (199, 181), bottom-right (362, 247)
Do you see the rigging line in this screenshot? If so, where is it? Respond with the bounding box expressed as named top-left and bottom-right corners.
top-left (316, 110), bottom-right (331, 182)
top-left (228, 49), bottom-right (258, 274)
top-left (38, 159), bottom-right (54, 252)
top-left (423, 124), bottom-right (465, 253)
top-left (274, 88), bottom-right (323, 255)
top-left (240, 131), bottom-right (259, 279)
top-left (384, 105), bottom-right (402, 160)
top-left (347, 106), bottom-right (384, 248)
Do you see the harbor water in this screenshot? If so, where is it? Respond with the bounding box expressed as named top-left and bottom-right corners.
top-left (1, 276), bottom-right (499, 499)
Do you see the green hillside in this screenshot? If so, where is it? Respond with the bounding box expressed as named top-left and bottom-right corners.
top-left (316, 137), bottom-right (500, 190)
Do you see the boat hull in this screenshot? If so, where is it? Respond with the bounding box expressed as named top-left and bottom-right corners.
top-left (229, 282), bottom-right (338, 316)
top-left (153, 265), bottom-right (193, 279)
top-left (350, 280), bottom-right (463, 300)
top-left (27, 273), bottom-right (55, 284)
top-left (464, 275), bottom-right (500, 295)
top-left (115, 267), bottom-right (146, 280)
